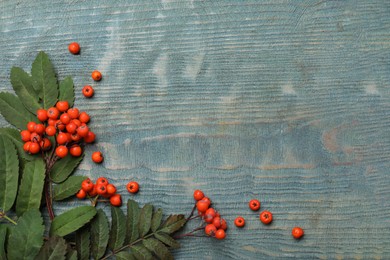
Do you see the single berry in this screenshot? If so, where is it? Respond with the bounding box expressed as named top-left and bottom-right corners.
top-left (193, 189), bottom-right (204, 201)
top-left (40, 138), bottom-right (52, 151)
top-left (77, 124), bottom-right (89, 137)
top-left (215, 229), bottom-right (226, 240)
top-left (48, 118), bottom-right (56, 126)
top-left (36, 109), bottom-right (48, 122)
top-left (55, 145), bottom-right (68, 158)
top-left (56, 101), bottom-right (69, 112)
top-left (45, 125), bottom-right (56, 136)
top-left (106, 184), bottom-right (117, 195)
top-left (29, 142), bottom-right (40, 154)
top-left (81, 178), bottom-right (94, 192)
top-left (95, 183), bottom-right (107, 195)
top-left (55, 120), bottom-right (66, 131)
top-left (260, 210), bottom-right (273, 225)
top-left (234, 216), bottom-right (245, 228)
top-left (220, 218), bottom-right (228, 230)
top-left (27, 122), bottom-right (37, 132)
top-left (70, 133), bottom-right (81, 142)
top-left (91, 70), bottom-right (102, 81)
top-left (66, 122), bottom-right (77, 134)
top-left (34, 124), bottom-right (45, 135)
top-left (67, 108), bottom-right (80, 119)
top-left (92, 151), bottom-right (104, 163)
top-left (84, 131), bottom-right (96, 143)
top-left (110, 194), bottom-right (122, 207)
top-left (69, 144), bottom-right (82, 157)
top-left (56, 133), bottom-right (69, 145)
top-left (205, 224), bottom-right (217, 236)
top-left (72, 119), bottom-right (82, 127)
top-left (30, 132), bottom-right (42, 143)
top-left (68, 42), bottom-right (80, 54)
top-left (82, 85), bottom-right (94, 98)
top-left (202, 197), bottom-right (212, 205)
top-left (23, 141), bottom-right (31, 152)
top-left (47, 107), bottom-right (60, 119)
top-left (196, 200), bottom-right (209, 213)
top-left (78, 112), bottom-right (90, 123)
top-left (126, 181), bottom-right (139, 194)
top-left (96, 177), bottom-right (109, 186)
top-left (249, 199), bottom-right (261, 211)
top-left (88, 186), bottom-right (98, 197)
top-left (20, 130), bottom-right (31, 142)
top-left (204, 208), bottom-right (216, 223)
top-left (60, 113), bottom-right (71, 125)
top-left (212, 216), bottom-right (222, 229)
top-left (76, 189), bottom-right (87, 199)
top-left (292, 227), bottom-right (304, 239)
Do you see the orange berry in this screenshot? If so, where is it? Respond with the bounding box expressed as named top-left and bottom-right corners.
top-left (69, 144), bottom-right (82, 157)
top-left (66, 122), bottom-right (77, 134)
top-left (36, 109), bottom-right (48, 122)
top-left (204, 208), bottom-right (216, 223)
top-left (67, 108), bottom-right (80, 119)
top-left (96, 177), bottom-right (109, 186)
top-left (23, 141), bottom-right (31, 152)
top-left (34, 124), bottom-right (45, 135)
top-left (70, 133), bottom-right (81, 142)
top-left (76, 189), bottom-right (87, 199)
top-left (215, 229), bottom-right (226, 240)
top-left (234, 216), bottom-right (245, 228)
top-left (110, 194), bottom-right (122, 207)
top-left (205, 224), bottom-right (217, 236)
top-left (60, 113), bottom-right (71, 124)
top-left (91, 70), bottom-right (102, 81)
top-left (220, 218), bottom-right (228, 230)
top-left (126, 181), bottom-right (139, 194)
top-left (47, 107), bottom-right (60, 120)
top-left (78, 112), bottom-right (90, 123)
top-left (76, 124), bottom-right (89, 137)
top-left (212, 216), bottom-right (222, 229)
top-left (45, 125), bottom-right (56, 136)
top-left (29, 142), bottom-right (40, 154)
top-left (95, 183), bottom-right (107, 195)
top-left (193, 189), bottom-right (204, 201)
top-left (27, 122), bottom-right (37, 132)
top-left (84, 131), bottom-right (96, 143)
top-left (55, 145), bottom-right (68, 158)
top-left (106, 184), bottom-right (117, 195)
top-left (68, 42), bottom-right (80, 55)
top-left (249, 199), bottom-right (261, 211)
top-left (56, 132), bottom-right (69, 145)
top-left (82, 85), bottom-right (94, 98)
top-left (292, 227), bottom-right (304, 239)
top-left (196, 200), bottom-right (209, 213)
top-left (30, 132), bottom-right (42, 143)
top-left (92, 151), bottom-right (103, 163)
top-left (81, 178), bottom-right (94, 192)
top-left (40, 138), bottom-right (52, 151)
top-left (259, 210), bottom-right (273, 225)
top-left (55, 120), bottom-right (66, 131)
top-left (56, 101), bottom-right (69, 112)
top-left (20, 130), bottom-right (31, 142)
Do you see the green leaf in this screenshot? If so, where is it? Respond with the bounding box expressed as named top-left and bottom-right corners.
top-left (65, 249), bottom-right (77, 260)
top-left (143, 238), bottom-right (173, 260)
top-left (50, 155), bottom-right (84, 183)
top-left (0, 225), bottom-right (7, 260)
top-left (31, 51), bottom-right (58, 108)
top-left (35, 236), bottom-right (67, 260)
top-left (0, 92), bottom-right (37, 130)
top-left (130, 245), bottom-right (153, 260)
top-left (109, 206), bottom-right (126, 251)
top-left (10, 67), bottom-right (41, 114)
top-left (115, 251), bottom-right (136, 260)
top-left (151, 208), bottom-right (163, 233)
top-left (75, 225), bottom-right (90, 260)
top-left (154, 233), bottom-right (180, 249)
top-left (126, 200), bottom-right (140, 244)
top-left (159, 215), bottom-right (186, 235)
top-left (0, 127), bottom-right (35, 161)
top-left (0, 135), bottom-right (19, 212)
top-left (90, 209), bottom-right (109, 260)
top-left (50, 206), bottom-right (97, 237)
top-left (58, 77), bottom-right (74, 107)
top-left (53, 176), bottom-right (86, 201)
top-left (7, 209), bottom-right (44, 260)
top-left (139, 204), bottom-right (153, 238)
top-left (15, 160), bottom-right (45, 216)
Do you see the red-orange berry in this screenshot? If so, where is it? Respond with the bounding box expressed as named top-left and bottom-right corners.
top-left (48, 118), bottom-right (56, 126)
top-left (126, 181), bottom-right (139, 194)
top-left (20, 130), bottom-right (31, 142)
top-left (88, 186), bottom-right (98, 197)
top-left (55, 145), bottom-right (68, 158)
top-left (193, 189), bottom-right (204, 201)
top-left (95, 183), bottom-right (107, 195)
top-left (212, 216), bottom-right (222, 229)
top-left (56, 101), bottom-right (69, 112)
top-left (36, 109), bottom-right (48, 122)
top-left (204, 208), bottom-right (216, 223)
top-left (234, 216), bottom-right (245, 228)
top-left (76, 124), bottom-right (89, 137)
top-left (70, 133), bottom-right (81, 142)
top-left (71, 119), bottom-right (82, 127)
top-left (66, 122), bottom-right (77, 134)
top-left (92, 151), bottom-right (104, 163)
top-left (202, 197), bottom-right (211, 205)
top-left (34, 124), bottom-right (45, 135)
top-left (30, 132), bottom-right (42, 143)
top-left (82, 85), bottom-right (94, 98)
top-left (68, 42), bottom-right (80, 55)
top-left (60, 113), bottom-right (71, 125)
top-left (23, 141), bottom-right (31, 152)
top-left (69, 144), bottom-right (82, 157)
top-left (27, 122), bottom-right (37, 132)
top-left (215, 229), bottom-right (226, 240)
top-left (110, 194), bottom-right (122, 207)
top-left (84, 131), bottom-right (96, 143)
top-left (196, 200), bottom-right (209, 213)
top-left (56, 132), bottom-right (69, 145)
top-left (91, 70), bottom-right (102, 81)
top-left (205, 224), bottom-right (217, 236)
top-left (249, 199), bottom-right (261, 211)
top-left (55, 120), bottom-right (66, 131)
top-left (96, 177), bottom-right (109, 186)
top-left (292, 227), bottom-right (304, 239)
top-left (260, 210), bottom-right (273, 225)
top-left (29, 142), bottom-right (40, 154)
top-left (76, 189), bottom-right (87, 199)
top-left (40, 138), bottom-right (52, 151)
top-left (81, 178), bottom-right (94, 192)
top-left (106, 184), bottom-right (117, 195)
top-left (45, 125), bottom-right (56, 136)
top-left (220, 218), bottom-right (228, 231)
top-left (47, 107), bottom-right (60, 120)
top-left (78, 112), bottom-right (90, 123)
top-left (67, 108), bottom-right (80, 119)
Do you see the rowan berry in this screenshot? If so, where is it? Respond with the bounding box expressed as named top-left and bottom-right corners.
top-left (40, 138), bottom-right (52, 151)
top-left (193, 189), bottom-right (204, 201)
top-left (81, 178), bottom-right (94, 192)
top-left (82, 85), bottom-right (94, 98)
top-left (92, 151), bottom-right (103, 163)
top-left (71, 119), bottom-right (82, 127)
top-left (70, 133), bottom-right (81, 142)
top-left (60, 113), bottom-right (71, 125)
top-left (88, 185), bottom-right (98, 197)
top-left (249, 199), bottom-right (261, 211)
top-left (260, 210), bottom-right (273, 225)
top-left (202, 197), bottom-right (211, 205)
top-left (68, 42), bottom-right (80, 55)
top-left (234, 216), bottom-right (245, 228)
top-left (76, 189), bottom-right (87, 199)
top-left (36, 109), bottom-right (48, 122)
top-left (126, 181), bottom-right (139, 194)
top-left (66, 122), bottom-right (77, 134)
top-left (48, 118), bottom-right (56, 126)
top-left (91, 70), bottom-right (102, 81)
top-left (76, 124), bottom-right (89, 137)
top-left (55, 120), bottom-right (66, 131)
top-left (220, 218), bottom-right (228, 231)
top-left (29, 142), bottom-right (40, 154)
top-left (47, 107), bottom-right (60, 119)
top-left (45, 125), bottom-right (56, 136)
top-left (205, 224), bottom-right (217, 236)
top-left (110, 194), bottom-right (122, 207)
top-left (69, 144), bottom-right (82, 157)
top-left (67, 108), bottom-right (79, 119)
top-left (96, 177), bottom-right (109, 186)
top-left (34, 124), bottom-right (45, 135)
top-left (196, 200), bottom-right (209, 213)
top-left (204, 208), bottom-right (216, 223)
top-left (27, 122), bottom-right (37, 132)
top-left (20, 130), bottom-right (31, 142)
top-left (55, 145), bottom-right (68, 158)
top-left (292, 227), bottom-right (304, 239)
top-left (30, 132), bottom-right (42, 143)
top-left (56, 133), bottom-right (69, 145)
top-left (56, 101), bottom-right (69, 112)
top-left (84, 131), bottom-right (96, 143)
top-left (106, 184), bottom-right (117, 196)
top-left (78, 112), bottom-right (90, 123)
top-left (212, 216), bottom-right (222, 229)
top-left (215, 229), bottom-right (226, 240)
top-left (95, 183), bottom-right (107, 195)
top-left (23, 141), bottom-right (31, 152)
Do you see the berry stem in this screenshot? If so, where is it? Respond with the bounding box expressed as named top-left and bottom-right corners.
top-left (186, 203), bottom-right (197, 222)
top-left (173, 227), bottom-right (205, 239)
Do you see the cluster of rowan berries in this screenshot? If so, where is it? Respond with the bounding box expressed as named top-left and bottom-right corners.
top-left (76, 177), bottom-right (122, 207)
top-left (193, 190), bottom-right (227, 240)
top-left (20, 101), bottom-right (96, 158)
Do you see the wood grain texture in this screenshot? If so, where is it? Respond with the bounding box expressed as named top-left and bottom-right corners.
top-left (1, 0), bottom-right (390, 259)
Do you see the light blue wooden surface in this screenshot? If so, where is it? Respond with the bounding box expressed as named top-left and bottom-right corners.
top-left (1, 0), bottom-right (390, 259)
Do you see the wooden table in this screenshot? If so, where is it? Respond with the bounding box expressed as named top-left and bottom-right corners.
top-left (1, 1), bottom-right (389, 259)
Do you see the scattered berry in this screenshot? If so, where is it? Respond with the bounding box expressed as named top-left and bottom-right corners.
top-left (82, 85), bottom-right (94, 98)
top-left (92, 151), bottom-right (104, 163)
top-left (91, 70), bottom-right (102, 81)
top-left (292, 227), bottom-right (304, 239)
top-left (126, 181), bottom-right (139, 194)
top-left (260, 210), bottom-right (273, 225)
top-left (68, 42), bottom-right (80, 55)
top-left (234, 216), bottom-right (245, 228)
top-left (249, 199), bottom-right (261, 211)
top-left (110, 194), bottom-right (122, 207)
